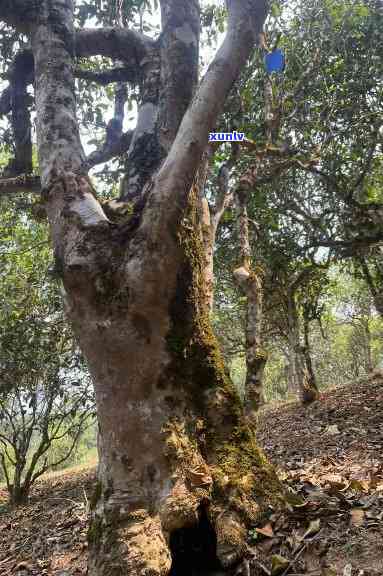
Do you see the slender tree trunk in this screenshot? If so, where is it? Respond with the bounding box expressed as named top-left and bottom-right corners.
top-left (365, 321), bottom-right (373, 373)
top-left (359, 256), bottom-right (383, 318)
top-left (233, 180), bottom-right (267, 417)
top-left (302, 316), bottom-right (319, 401)
top-left (201, 197), bottom-right (216, 312)
top-left (287, 291), bottom-right (319, 404)
top-left (200, 149), bottom-right (235, 313)
top-left (8, 456), bottom-right (31, 505)
top-left (359, 317), bottom-right (374, 373)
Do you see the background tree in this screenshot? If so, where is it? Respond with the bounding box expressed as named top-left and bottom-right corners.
top-left (210, 0), bottom-right (382, 406)
top-left (0, 194), bottom-right (94, 505)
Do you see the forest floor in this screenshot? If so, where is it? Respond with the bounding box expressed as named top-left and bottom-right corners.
top-left (256, 371), bottom-right (383, 576)
top-left (0, 374), bottom-right (382, 576)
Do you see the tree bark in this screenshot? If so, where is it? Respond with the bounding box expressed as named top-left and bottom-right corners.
top-left (287, 290), bottom-right (319, 404)
top-left (233, 173), bottom-right (267, 416)
top-left (200, 149), bottom-right (236, 312)
top-left (24, 0), bottom-right (285, 574)
top-left (5, 50), bottom-right (33, 176)
top-left (359, 255), bottom-right (383, 318)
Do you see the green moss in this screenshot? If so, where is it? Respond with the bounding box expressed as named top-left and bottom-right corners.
top-left (163, 184), bottom-right (285, 524)
top-left (90, 480), bottom-right (103, 510)
top-left (214, 424), bottom-right (283, 512)
top-left (165, 183), bottom-right (239, 407)
top-left (87, 515), bottom-right (104, 547)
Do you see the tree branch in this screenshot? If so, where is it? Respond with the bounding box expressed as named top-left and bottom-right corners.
top-left (75, 27), bottom-right (154, 62)
top-left (158, 0), bottom-right (200, 153)
top-left (75, 66), bottom-right (138, 85)
top-left (4, 50), bottom-right (34, 176)
top-left (85, 131), bottom-right (134, 170)
top-left (119, 42), bottom-right (161, 202)
top-left (0, 86), bottom-right (11, 116)
top-left (0, 0), bottom-right (37, 28)
top-left (211, 143), bottom-right (240, 228)
top-left (145, 0), bottom-right (269, 236)
top-left (0, 174), bottom-right (41, 194)
top-left (84, 83), bottom-right (132, 170)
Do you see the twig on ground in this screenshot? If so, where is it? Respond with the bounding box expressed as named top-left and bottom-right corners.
top-left (281, 530), bottom-right (323, 576)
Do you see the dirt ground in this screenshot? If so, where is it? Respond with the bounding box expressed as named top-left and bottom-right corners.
top-left (256, 371), bottom-right (383, 576)
top-left (0, 374), bottom-right (382, 576)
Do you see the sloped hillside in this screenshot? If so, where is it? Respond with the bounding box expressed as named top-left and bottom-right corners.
top-left (0, 375), bottom-right (382, 575)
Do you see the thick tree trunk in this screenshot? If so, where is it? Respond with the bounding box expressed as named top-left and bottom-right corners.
top-left (7, 456), bottom-right (33, 506)
top-left (26, 0), bottom-right (283, 573)
top-left (81, 187), bottom-right (283, 576)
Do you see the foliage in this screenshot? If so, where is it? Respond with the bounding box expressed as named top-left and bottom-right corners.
top-left (0, 195), bottom-right (95, 504)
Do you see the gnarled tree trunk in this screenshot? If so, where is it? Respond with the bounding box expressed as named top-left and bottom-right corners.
top-left (1, 1), bottom-right (286, 574)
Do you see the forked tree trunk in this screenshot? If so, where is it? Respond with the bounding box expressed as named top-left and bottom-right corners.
top-left (80, 185), bottom-right (282, 575)
top-left (24, 0), bottom-right (284, 573)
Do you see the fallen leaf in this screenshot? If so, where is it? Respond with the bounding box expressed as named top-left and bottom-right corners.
top-left (271, 554), bottom-right (289, 575)
top-left (325, 424), bottom-right (340, 435)
top-left (350, 508), bottom-right (365, 527)
top-left (321, 472), bottom-right (347, 490)
top-left (322, 569), bottom-right (337, 576)
top-left (285, 491), bottom-right (307, 508)
top-left (255, 523), bottom-right (274, 538)
top-left (303, 518), bottom-right (321, 539)
top-left (15, 561), bottom-right (33, 572)
top-left (349, 478), bottom-right (370, 492)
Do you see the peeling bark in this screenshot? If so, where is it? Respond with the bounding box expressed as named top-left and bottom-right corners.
top-left (119, 43), bottom-right (162, 202)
